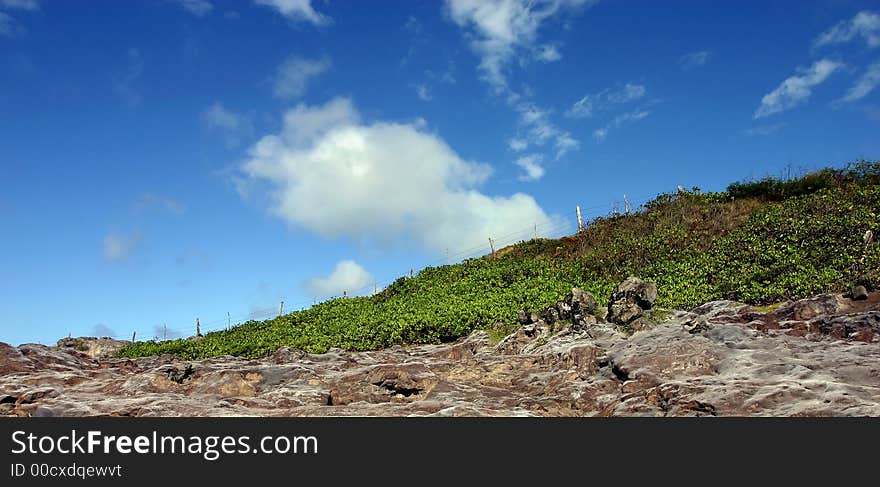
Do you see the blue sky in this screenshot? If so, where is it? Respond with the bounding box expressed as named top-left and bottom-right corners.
top-left (2, 0), bottom-right (879, 345)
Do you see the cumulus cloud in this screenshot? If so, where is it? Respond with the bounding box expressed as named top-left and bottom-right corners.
top-left (815, 10), bottom-right (880, 49)
top-left (565, 83), bottom-right (646, 118)
top-left (840, 60), bottom-right (880, 103)
top-left (304, 260), bottom-right (374, 299)
top-left (176, 0), bottom-right (213, 17)
top-left (239, 97), bottom-right (557, 253)
top-left (103, 232), bottom-right (143, 263)
top-left (679, 50), bottom-right (712, 70)
top-left (754, 59), bottom-right (843, 118)
top-left (253, 0), bottom-right (330, 26)
top-left (271, 55), bottom-right (330, 99)
top-left (514, 154), bottom-right (545, 181)
top-left (445, 0), bottom-right (594, 93)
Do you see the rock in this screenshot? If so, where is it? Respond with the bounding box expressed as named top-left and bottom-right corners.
top-left (852, 285), bottom-right (869, 301)
top-left (567, 288), bottom-right (598, 316)
top-left (606, 277), bottom-right (658, 331)
top-left (55, 337), bottom-right (128, 359)
top-left (1, 290), bottom-right (880, 417)
top-left (517, 310), bottom-right (531, 325)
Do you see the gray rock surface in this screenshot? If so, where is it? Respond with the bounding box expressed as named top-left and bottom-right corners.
top-left (2, 290), bottom-right (879, 417)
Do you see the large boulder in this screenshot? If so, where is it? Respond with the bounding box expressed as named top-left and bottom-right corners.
top-left (606, 277), bottom-right (658, 332)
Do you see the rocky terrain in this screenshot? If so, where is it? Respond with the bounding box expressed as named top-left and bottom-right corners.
top-left (2, 279), bottom-right (879, 417)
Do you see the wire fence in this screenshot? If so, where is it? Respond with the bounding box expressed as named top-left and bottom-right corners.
top-left (66, 191), bottom-right (667, 343)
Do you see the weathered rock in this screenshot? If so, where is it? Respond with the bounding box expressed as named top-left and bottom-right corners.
top-left (1, 290), bottom-right (879, 417)
top-left (56, 337), bottom-right (129, 359)
top-left (606, 277), bottom-right (658, 332)
top-left (852, 285), bottom-right (869, 301)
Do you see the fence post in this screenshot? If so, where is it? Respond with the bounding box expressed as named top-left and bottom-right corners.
top-left (624, 194), bottom-right (631, 214)
top-left (196, 318), bottom-right (202, 337)
top-left (410, 266), bottom-right (414, 278)
top-left (163, 323), bottom-right (167, 341)
top-left (534, 223), bottom-right (538, 240)
top-left (489, 237), bottom-right (496, 259)
top-left (131, 331), bottom-right (136, 343)
top-left (278, 300), bottom-right (284, 317)
top-left (576, 205), bottom-right (583, 232)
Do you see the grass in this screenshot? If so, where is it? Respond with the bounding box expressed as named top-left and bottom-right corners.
top-left (118, 160), bottom-right (880, 360)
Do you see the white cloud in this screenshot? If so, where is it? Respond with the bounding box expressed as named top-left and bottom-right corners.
top-left (0, 0), bottom-right (40, 11)
top-left (592, 108), bottom-right (651, 142)
top-left (202, 102), bottom-right (252, 147)
top-left (253, 0), bottom-right (330, 26)
top-left (239, 97), bottom-right (557, 253)
top-left (202, 102), bottom-right (241, 131)
top-left (815, 10), bottom-right (880, 49)
top-left (415, 83), bottom-right (432, 101)
top-left (511, 102), bottom-right (579, 159)
top-left (679, 50), bottom-right (712, 70)
top-left (514, 154), bottom-right (545, 181)
top-left (304, 260), bottom-right (374, 299)
top-left (840, 60), bottom-right (880, 102)
top-left (272, 55), bottom-right (330, 99)
top-left (112, 48), bottom-right (144, 107)
top-left (535, 44), bottom-right (561, 62)
top-left (565, 83), bottom-right (646, 118)
top-left (508, 137), bottom-right (528, 151)
top-left (754, 59), bottom-right (843, 118)
top-left (445, 0), bottom-right (594, 93)
top-left (745, 123), bottom-right (786, 136)
top-left (177, 0), bottom-right (213, 17)
top-left (103, 232), bottom-right (143, 263)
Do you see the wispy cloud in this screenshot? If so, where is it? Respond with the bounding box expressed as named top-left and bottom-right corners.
top-left (513, 103), bottom-right (580, 159)
top-left (745, 123), bottom-right (786, 136)
top-left (592, 108), bottom-right (652, 142)
top-left (679, 50), bottom-right (712, 70)
top-left (253, 0), bottom-right (331, 26)
top-left (815, 10), bottom-right (880, 49)
top-left (414, 83), bottom-right (432, 101)
top-left (514, 154), bottom-right (545, 181)
top-left (304, 260), bottom-right (374, 299)
top-left (565, 82), bottom-right (647, 118)
top-left (133, 193), bottom-right (186, 215)
top-left (271, 55), bottom-right (330, 99)
top-left (0, 12), bottom-right (20, 37)
top-left (508, 137), bottom-right (528, 151)
top-left (445, 0), bottom-right (595, 94)
top-left (112, 48), bottom-right (144, 107)
top-left (176, 0), bottom-right (213, 17)
top-left (202, 102), bottom-right (252, 147)
top-left (839, 60), bottom-right (880, 103)
top-left (754, 59), bottom-right (843, 118)
top-left (0, 0), bottom-right (40, 11)
top-left (103, 231), bottom-right (143, 263)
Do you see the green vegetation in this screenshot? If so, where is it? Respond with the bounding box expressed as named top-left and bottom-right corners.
top-left (119, 160), bottom-right (880, 360)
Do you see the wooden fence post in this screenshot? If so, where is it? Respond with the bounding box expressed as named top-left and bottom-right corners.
top-left (278, 300), bottom-right (284, 317)
top-left (196, 318), bottom-right (201, 337)
top-left (576, 205), bottom-right (583, 232)
top-left (131, 331), bottom-right (136, 343)
top-left (163, 323), bottom-right (167, 341)
top-left (624, 194), bottom-right (631, 214)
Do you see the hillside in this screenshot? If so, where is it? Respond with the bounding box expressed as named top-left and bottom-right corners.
top-left (118, 160), bottom-right (880, 360)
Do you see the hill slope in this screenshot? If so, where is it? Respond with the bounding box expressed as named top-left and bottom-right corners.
top-left (119, 160), bottom-right (880, 359)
